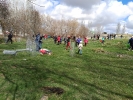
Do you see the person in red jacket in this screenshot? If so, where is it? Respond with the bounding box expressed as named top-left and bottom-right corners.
top-left (66, 36), bottom-right (71, 50)
top-left (57, 35), bottom-right (61, 45)
top-left (84, 37), bottom-right (88, 46)
top-left (39, 48), bottom-right (52, 55)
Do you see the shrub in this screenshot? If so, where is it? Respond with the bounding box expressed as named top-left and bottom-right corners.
top-left (117, 41), bottom-right (126, 49)
top-left (92, 48), bottom-right (105, 53)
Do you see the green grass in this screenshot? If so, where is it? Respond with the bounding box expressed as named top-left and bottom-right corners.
top-left (0, 38), bottom-right (133, 100)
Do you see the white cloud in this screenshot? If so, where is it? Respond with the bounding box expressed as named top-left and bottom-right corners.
top-left (34, 0), bottom-right (53, 13)
top-left (50, 5), bottom-right (88, 19)
top-left (127, 2), bottom-right (133, 10)
top-left (33, 0), bottom-right (133, 34)
top-left (106, 1), bottom-right (129, 19)
top-left (126, 15), bottom-right (133, 29)
top-left (59, 0), bottom-right (101, 9)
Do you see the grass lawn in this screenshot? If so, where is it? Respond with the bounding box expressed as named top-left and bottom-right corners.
top-left (0, 38), bottom-right (133, 100)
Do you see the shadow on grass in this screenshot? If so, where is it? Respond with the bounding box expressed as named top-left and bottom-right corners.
top-left (2, 72), bottom-right (18, 100)
top-left (0, 65), bottom-right (48, 100)
top-left (0, 57), bottom-right (133, 100)
top-left (45, 68), bottom-right (133, 100)
top-left (97, 59), bottom-right (133, 89)
top-left (80, 56), bottom-right (133, 99)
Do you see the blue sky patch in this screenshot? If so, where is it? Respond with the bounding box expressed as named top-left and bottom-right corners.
top-left (118, 0), bottom-right (132, 5)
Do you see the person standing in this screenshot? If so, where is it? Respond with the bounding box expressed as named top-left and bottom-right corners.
top-left (39, 34), bottom-right (43, 50)
top-left (54, 35), bottom-right (57, 44)
top-left (6, 31), bottom-right (13, 44)
top-left (84, 37), bottom-right (88, 46)
top-left (76, 36), bottom-right (81, 46)
top-left (35, 33), bottom-right (41, 51)
top-left (57, 35), bottom-right (61, 45)
top-left (128, 36), bottom-right (133, 51)
top-left (120, 35), bottom-right (123, 39)
top-left (66, 36), bottom-right (71, 50)
top-left (78, 41), bottom-right (83, 55)
top-left (63, 37), bottom-right (67, 45)
top-left (113, 34), bottom-right (116, 39)
top-left (101, 37), bottom-right (105, 44)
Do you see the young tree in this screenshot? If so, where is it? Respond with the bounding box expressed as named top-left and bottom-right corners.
top-left (6, 0), bottom-right (42, 38)
top-left (66, 19), bottom-right (79, 36)
top-left (96, 25), bottom-right (104, 35)
top-left (78, 21), bottom-right (88, 37)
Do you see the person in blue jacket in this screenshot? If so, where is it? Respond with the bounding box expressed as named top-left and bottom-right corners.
top-left (35, 33), bottom-right (41, 51)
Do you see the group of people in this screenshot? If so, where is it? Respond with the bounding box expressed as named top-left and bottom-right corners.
top-left (91, 34), bottom-right (117, 40)
top-left (64, 36), bottom-right (85, 55)
top-left (91, 34), bottom-right (100, 40)
top-left (68, 36), bottom-right (89, 54)
top-left (52, 35), bottom-right (89, 55)
top-left (107, 34), bottom-right (116, 39)
top-left (6, 30), bottom-right (133, 55)
top-left (33, 33), bottom-right (133, 55)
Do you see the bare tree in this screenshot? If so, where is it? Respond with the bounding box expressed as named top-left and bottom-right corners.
top-left (0, 0), bottom-right (10, 33)
top-left (66, 19), bottom-right (79, 36)
top-left (87, 21), bottom-right (93, 37)
top-left (78, 21), bottom-right (88, 37)
top-left (96, 25), bottom-right (104, 35)
top-left (116, 22), bottom-right (121, 34)
top-left (41, 15), bottom-right (58, 36)
top-left (121, 24), bottom-right (125, 34)
top-left (41, 16), bottom-right (89, 37)
top-left (5, 0), bottom-right (42, 38)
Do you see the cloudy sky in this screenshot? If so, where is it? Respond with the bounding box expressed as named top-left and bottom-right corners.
top-left (31, 0), bottom-right (133, 34)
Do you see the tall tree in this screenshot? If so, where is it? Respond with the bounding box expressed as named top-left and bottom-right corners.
top-left (122, 24), bottom-right (125, 34)
top-left (116, 22), bottom-right (121, 34)
top-left (0, 0), bottom-right (10, 33)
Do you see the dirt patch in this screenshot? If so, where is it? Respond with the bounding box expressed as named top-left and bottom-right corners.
top-left (40, 95), bottom-right (48, 100)
top-left (41, 86), bottom-right (64, 95)
top-left (92, 48), bottom-right (105, 53)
